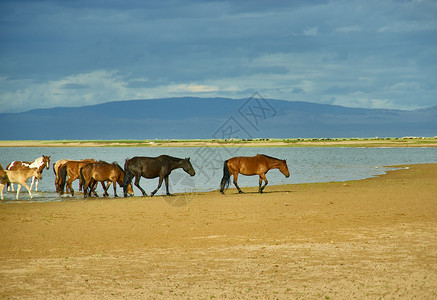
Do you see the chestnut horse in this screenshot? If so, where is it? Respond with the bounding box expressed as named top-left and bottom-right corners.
top-left (1, 168), bottom-right (42, 200)
top-left (123, 155), bottom-right (195, 197)
top-left (6, 155), bottom-right (50, 191)
top-left (53, 159), bottom-right (91, 192)
top-left (80, 161), bottom-right (134, 198)
top-left (58, 159), bottom-right (96, 195)
top-left (220, 154), bottom-right (290, 194)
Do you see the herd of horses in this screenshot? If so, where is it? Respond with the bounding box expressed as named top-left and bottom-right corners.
top-left (0, 153), bottom-right (290, 200)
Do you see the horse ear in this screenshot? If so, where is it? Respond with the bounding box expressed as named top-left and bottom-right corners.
top-left (186, 157), bottom-right (190, 161)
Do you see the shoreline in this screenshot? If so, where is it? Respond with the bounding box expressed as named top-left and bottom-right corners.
top-left (1, 163), bottom-right (436, 298)
top-left (1, 137), bottom-right (437, 148)
top-left (0, 164), bottom-right (414, 204)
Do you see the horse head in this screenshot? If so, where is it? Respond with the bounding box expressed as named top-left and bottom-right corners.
top-left (279, 160), bottom-right (290, 178)
top-left (0, 163), bottom-right (8, 183)
top-left (125, 183), bottom-right (134, 196)
top-left (31, 169), bottom-right (43, 180)
top-left (43, 155), bottom-right (51, 170)
top-left (182, 158), bottom-right (196, 177)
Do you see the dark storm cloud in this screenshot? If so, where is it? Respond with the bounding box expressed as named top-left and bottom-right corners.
top-left (0, 0), bottom-right (436, 113)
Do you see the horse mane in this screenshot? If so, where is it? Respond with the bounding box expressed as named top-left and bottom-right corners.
top-left (112, 162), bottom-right (123, 170)
top-left (161, 155), bottom-right (184, 162)
top-left (257, 154), bottom-right (283, 161)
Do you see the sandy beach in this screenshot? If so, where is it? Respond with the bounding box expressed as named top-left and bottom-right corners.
top-left (0, 163), bottom-right (436, 299)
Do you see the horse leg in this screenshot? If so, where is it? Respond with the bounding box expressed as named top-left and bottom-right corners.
top-left (259, 173), bottom-right (268, 193)
top-left (29, 176), bottom-right (35, 191)
top-left (82, 178), bottom-right (90, 198)
top-left (151, 176), bottom-right (164, 197)
top-left (88, 180), bottom-right (98, 197)
top-left (134, 175), bottom-right (147, 196)
top-left (21, 183), bottom-right (33, 199)
top-left (0, 183), bottom-right (4, 200)
top-left (164, 176), bottom-right (173, 196)
top-left (35, 178), bottom-right (39, 192)
top-left (103, 182), bottom-right (110, 197)
top-left (89, 181), bottom-right (97, 197)
top-left (16, 184), bottom-right (21, 199)
top-left (231, 171), bottom-right (244, 194)
top-left (112, 180), bottom-right (118, 197)
top-left (67, 179), bottom-right (74, 196)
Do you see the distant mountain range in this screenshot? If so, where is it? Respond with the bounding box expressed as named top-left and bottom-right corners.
top-left (1, 97), bottom-right (436, 140)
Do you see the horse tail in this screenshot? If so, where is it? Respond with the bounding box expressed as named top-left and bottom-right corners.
top-left (59, 164), bottom-right (67, 195)
top-left (79, 167), bottom-right (86, 190)
top-left (220, 160), bottom-right (231, 194)
top-left (123, 159), bottom-right (134, 197)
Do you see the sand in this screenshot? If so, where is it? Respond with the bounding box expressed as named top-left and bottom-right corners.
top-left (0, 163), bottom-right (436, 299)
top-left (1, 138), bottom-right (437, 148)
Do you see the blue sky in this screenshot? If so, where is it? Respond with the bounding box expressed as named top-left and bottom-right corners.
top-left (1, 0), bottom-right (436, 113)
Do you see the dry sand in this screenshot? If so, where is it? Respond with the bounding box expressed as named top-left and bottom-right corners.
top-left (0, 164), bottom-right (436, 299)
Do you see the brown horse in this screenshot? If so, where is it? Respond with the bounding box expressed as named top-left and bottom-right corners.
top-left (53, 159), bottom-right (73, 191)
top-left (0, 164), bottom-right (8, 185)
top-left (80, 161), bottom-right (134, 198)
top-left (220, 154), bottom-right (290, 194)
top-left (6, 155), bottom-right (50, 191)
top-left (123, 155), bottom-right (195, 197)
top-left (53, 159), bottom-right (90, 192)
top-left (58, 159), bottom-right (96, 195)
top-left (1, 168), bottom-right (42, 200)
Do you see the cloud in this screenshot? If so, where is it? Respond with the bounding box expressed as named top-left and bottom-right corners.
top-left (169, 84), bottom-right (219, 93)
top-left (303, 27), bottom-right (319, 37)
top-left (0, 0), bottom-right (436, 113)
top-left (335, 25), bottom-right (362, 34)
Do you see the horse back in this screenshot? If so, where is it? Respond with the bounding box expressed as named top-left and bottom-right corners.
top-left (4, 169), bottom-right (36, 183)
top-left (126, 156), bottom-right (164, 178)
top-left (228, 155), bottom-right (269, 175)
top-left (88, 162), bottom-right (121, 182)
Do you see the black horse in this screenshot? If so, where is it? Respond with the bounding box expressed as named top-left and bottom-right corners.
top-left (123, 155), bottom-right (195, 197)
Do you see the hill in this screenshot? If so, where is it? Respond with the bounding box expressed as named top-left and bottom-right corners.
top-left (1, 97), bottom-right (436, 139)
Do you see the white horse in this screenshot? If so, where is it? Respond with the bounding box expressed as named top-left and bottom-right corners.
top-left (6, 155), bottom-right (50, 191)
top-left (0, 168), bottom-right (42, 200)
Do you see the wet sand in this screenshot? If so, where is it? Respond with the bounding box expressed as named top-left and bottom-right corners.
top-left (0, 164), bottom-right (436, 299)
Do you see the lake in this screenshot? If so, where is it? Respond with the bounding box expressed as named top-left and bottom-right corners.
top-left (1, 146), bottom-right (436, 203)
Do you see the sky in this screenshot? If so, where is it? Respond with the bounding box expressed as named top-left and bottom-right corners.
top-left (0, 0), bottom-right (436, 113)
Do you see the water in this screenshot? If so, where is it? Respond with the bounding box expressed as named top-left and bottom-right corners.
top-left (1, 146), bottom-right (436, 203)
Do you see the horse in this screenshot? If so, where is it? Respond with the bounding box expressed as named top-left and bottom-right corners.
top-left (220, 154), bottom-right (290, 194)
top-left (58, 159), bottom-right (96, 195)
top-left (6, 155), bottom-right (50, 191)
top-left (53, 159), bottom-right (72, 191)
top-left (80, 161), bottom-right (134, 198)
top-left (123, 155), bottom-right (195, 197)
top-left (0, 164), bottom-right (8, 185)
top-left (53, 159), bottom-right (88, 192)
top-left (0, 168), bottom-right (42, 200)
